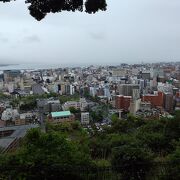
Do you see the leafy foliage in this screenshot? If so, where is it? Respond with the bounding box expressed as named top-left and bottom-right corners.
top-left (59, 93), bottom-right (80, 104)
top-left (90, 110), bottom-right (103, 122)
top-left (166, 145), bottom-right (180, 180)
top-left (111, 144), bottom-right (153, 180)
top-left (0, 0), bottom-right (107, 21)
top-left (0, 128), bottom-right (92, 179)
top-left (69, 106), bottom-right (81, 114)
top-left (0, 111), bottom-right (179, 179)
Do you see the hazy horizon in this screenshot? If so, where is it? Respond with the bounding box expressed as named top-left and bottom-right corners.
top-left (0, 0), bottom-right (180, 64)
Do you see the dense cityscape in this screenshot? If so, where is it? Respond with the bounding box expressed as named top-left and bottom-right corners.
top-left (0, 62), bottom-right (179, 179)
top-left (0, 0), bottom-right (180, 179)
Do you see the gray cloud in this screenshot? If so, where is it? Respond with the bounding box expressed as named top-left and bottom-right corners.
top-left (89, 32), bottom-right (106, 40)
top-left (23, 35), bottom-right (41, 43)
top-left (0, 33), bottom-right (9, 43)
top-left (0, 37), bottom-right (8, 43)
top-left (0, 0), bottom-right (180, 64)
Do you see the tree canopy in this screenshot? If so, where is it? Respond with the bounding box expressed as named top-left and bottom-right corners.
top-left (0, 128), bottom-right (92, 179)
top-left (0, 112), bottom-right (179, 179)
top-left (0, 0), bottom-right (107, 21)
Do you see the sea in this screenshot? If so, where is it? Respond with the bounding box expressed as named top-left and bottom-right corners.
top-left (0, 62), bottom-right (119, 74)
top-left (0, 63), bottom-right (76, 74)
top-left (0, 63), bottom-right (72, 70)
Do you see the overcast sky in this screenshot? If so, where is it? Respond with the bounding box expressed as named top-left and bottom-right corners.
top-left (0, 0), bottom-right (180, 65)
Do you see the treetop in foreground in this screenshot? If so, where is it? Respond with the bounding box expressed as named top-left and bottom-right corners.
top-left (0, 0), bottom-right (107, 21)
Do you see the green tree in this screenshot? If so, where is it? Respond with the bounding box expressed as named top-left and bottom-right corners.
top-left (111, 144), bottom-right (153, 180)
top-left (165, 145), bottom-right (180, 180)
top-left (10, 98), bottom-right (19, 108)
top-left (163, 115), bottom-right (180, 142)
top-left (69, 106), bottom-right (81, 114)
top-left (110, 134), bottom-right (135, 149)
top-left (111, 114), bottom-right (119, 123)
top-left (136, 132), bottom-right (169, 156)
top-left (90, 110), bottom-right (103, 122)
top-left (1, 0), bottom-right (107, 21)
top-left (59, 94), bottom-right (80, 104)
top-left (90, 134), bottom-right (111, 159)
top-left (0, 128), bottom-right (93, 179)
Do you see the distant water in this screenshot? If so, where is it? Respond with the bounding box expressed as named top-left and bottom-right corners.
top-left (0, 63), bottom-right (91, 72)
top-left (0, 63), bottom-right (68, 70)
top-left (0, 63), bottom-right (69, 74)
top-left (0, 62), bottom-right (121, 70)
top-left (0, 62), bottom-right (123, 74)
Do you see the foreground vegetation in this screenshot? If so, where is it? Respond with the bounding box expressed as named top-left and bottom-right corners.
top-left (0, 111), bottom-right (180, 179)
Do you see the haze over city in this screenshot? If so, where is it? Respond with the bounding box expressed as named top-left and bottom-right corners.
top-left (0, 0), bottom-right (180, 65)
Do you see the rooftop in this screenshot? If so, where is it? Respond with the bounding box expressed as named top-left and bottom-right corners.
top-left (51, 111), bottom-right (71, 118)
top-left (0, 124), bottom-right (39, 150)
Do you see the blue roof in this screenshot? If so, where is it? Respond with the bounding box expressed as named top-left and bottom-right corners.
top-left (51, 111), bottom-right (71, 118)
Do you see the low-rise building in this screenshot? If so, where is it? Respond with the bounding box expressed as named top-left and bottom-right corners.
top-left (1, 108), bottom-right (19, 122)
top-left (140, 102), bottom-right (151, 111)
top-left (37, 99), bottom-right (61, 114)
top-left (63, 101), bottom-right (81, 110)
top-left (15, 119), bottom-right (26, 126)
top-left (48, 111), bottom-right (74, 124)
top-left (62, 98), bottom-right (88, 111)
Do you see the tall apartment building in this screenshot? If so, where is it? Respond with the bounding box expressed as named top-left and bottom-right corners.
top-left (81, 112), bottom-right (90, 125)
top-left (115, 95), bottom-right (132, 112)
top-left (140, 71), bottom-right (151, 80)
top-left (3, 70), bottom-right (21, 83)
top-left (129, 99), bottom-right (141, 115)
top-left (142, 91), bottom-right (164, 107)
top-left (164, 93), bottom-right (173, 113)
top-left (118, 84), bottom-right (140, 100)
top-left (80, 98), bottom-right (88, 111)
top-left (3, 70), bottom-right (22, 93)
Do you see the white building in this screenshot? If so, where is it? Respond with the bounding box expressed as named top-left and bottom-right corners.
top-left (70, 85), bottom-right (75, 95)
top-left (63, 98), bottom-right (88, 111)
top-left (0, 80), bottom-right (4, 90)
top-left (63, 101), bottom-right (81, 110)
top-left (90, 87), bottom-right (97, 97)
top-left (80, 98), bottom-right (88, 111)
top-left (81, 112), bottom-right (90, 125)
top-left (129, 99), bottom-right (141, 115)
top-left (1, 108), bottom-right (19, 121)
